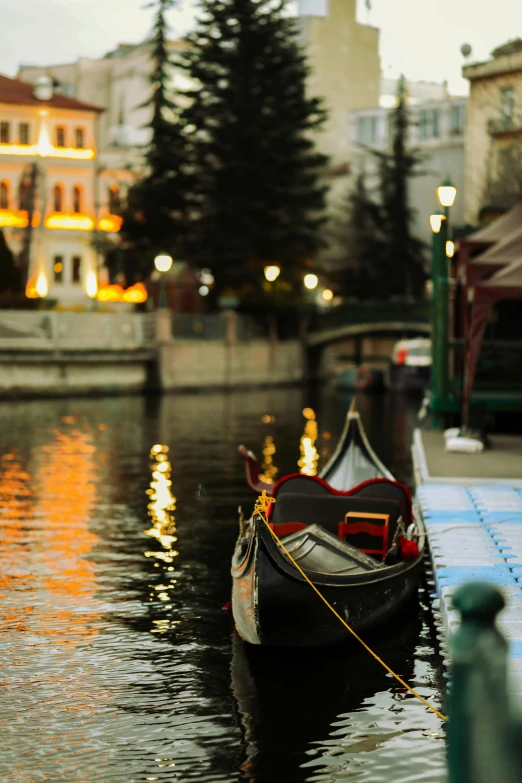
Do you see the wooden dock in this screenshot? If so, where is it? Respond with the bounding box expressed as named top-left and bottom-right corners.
top-left (412, 429), bottom-right (522, 698)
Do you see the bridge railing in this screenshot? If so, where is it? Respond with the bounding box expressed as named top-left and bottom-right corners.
top-left (308, 299), bottom-right (431, 333)
top-left (447, 582), bottom-right (522, 783)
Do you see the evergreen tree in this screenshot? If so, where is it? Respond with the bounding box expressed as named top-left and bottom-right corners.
top-left (179, 0), bottom-right (329, 295)
top-left (118, 0), bottom-right (190, 282)
top-left (0, 230), bottom-right (22, 295)
top-left (337, 77), bottom-right (426, 298)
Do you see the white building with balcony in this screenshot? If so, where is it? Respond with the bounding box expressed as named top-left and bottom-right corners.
top-left (0, 73), bottom-right (124, 304)
top-left (349, 90), bottom-right (467, 245)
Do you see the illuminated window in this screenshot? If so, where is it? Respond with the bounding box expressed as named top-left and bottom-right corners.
top-left (0, 181), bottom-right (9, 209)
top-left (75, 128), bottom-right (84, 148)
top-left (54, 184), bottom-right (63, 212)
top-left (0, 122), bottom-right (9, 144)
top-left (72, 186), bottom-right (82, 213)
top-left (53, 255), bottom-right (64, 283)
top-left (56, 126), bottom-right (66, 147)
top-left (18, 123), bottom-right (30, 145)
top-left (18, 178), bottom-right (31, 210)
top-left (72, 256), bottom-right (81, 283)
top-left (108, 184), bottom-right (121, 214)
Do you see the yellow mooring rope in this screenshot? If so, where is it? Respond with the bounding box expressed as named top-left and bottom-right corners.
top-left (253, 491), bottom-right (447, 722)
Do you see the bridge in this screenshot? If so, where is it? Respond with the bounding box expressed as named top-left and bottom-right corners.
top-left (307, 300), bottom-right (431, 347)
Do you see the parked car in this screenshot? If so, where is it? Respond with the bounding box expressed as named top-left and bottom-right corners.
top-left (389, 338), bottom-right (431, 392)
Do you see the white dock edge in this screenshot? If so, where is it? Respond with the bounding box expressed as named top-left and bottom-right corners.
top-left (413, 429), bottom-right (522, 706)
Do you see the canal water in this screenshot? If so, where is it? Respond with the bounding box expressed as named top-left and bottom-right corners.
top-left (0, 388), bottom-right (446, 783)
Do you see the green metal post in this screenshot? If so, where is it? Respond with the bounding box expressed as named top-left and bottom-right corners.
top-left (159, 276), bottom-right (167, 310)
top-left (447, 582), bottom-right (522, 783)
top-left (431, 223), bottom-right (446, 428)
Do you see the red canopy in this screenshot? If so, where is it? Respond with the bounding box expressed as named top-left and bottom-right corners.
top-left (463, 255), bottom-right (522, 425)
top-left (467, 225), bottom-right (522, 285)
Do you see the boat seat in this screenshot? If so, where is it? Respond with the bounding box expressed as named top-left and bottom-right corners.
top-left (270, 493), bottom-right (403, 559)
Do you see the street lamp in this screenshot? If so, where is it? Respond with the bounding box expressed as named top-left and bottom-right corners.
top-left (321, 288), bottom-right (334, 302)
top-left (264, 265), bottom-right (280, 283)
top-left (430, 180), bottom-right (457, 427)
top-left (154, 253), bottom-right (173, 310)
top-left (304, 273), bottom-right (318, 291)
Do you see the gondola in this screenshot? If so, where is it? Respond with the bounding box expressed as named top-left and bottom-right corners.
top-left (232, 402), bottom-right (425, 647)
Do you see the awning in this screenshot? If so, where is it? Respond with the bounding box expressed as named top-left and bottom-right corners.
top-left (467, 224), bottom-right (522, 285)
top-left (463, 255), bottom-right (522, 424)
top-left (461, 202), bottom-right (522, 247)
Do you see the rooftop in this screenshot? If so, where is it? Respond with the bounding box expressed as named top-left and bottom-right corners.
top-left (0, 74), bottom-right (103, 112)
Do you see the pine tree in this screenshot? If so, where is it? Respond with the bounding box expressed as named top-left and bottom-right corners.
top-left (0, 230), bottom-right (22, 295)
top-left (338, 77), bottom-right (426, 298)
top-left (179, 0), bottom-right (329, 295)
top-left (118, 0), bottom-right (190, 282)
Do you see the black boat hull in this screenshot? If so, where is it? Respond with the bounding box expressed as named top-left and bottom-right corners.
top-left (232, 523), bottom-right (424, 647)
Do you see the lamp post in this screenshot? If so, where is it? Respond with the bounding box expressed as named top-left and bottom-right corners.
top-left (430, 178), bottom-right (457, 427)
top-left (154, 254), bottom-right (173, 310)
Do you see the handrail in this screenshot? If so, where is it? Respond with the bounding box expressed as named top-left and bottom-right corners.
top-left (447, 582), bottom-right (522, 783)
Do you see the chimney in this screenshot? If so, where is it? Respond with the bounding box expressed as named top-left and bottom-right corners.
top-left (33, 76), bottom-right (53, 101)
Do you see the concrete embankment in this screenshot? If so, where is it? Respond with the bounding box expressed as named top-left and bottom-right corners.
top-left (0, 311), bottom-right (306, 397)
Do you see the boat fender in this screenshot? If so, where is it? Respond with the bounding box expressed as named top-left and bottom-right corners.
top-left (398, 536), bottom-right (420, 561)
top-left (355, 366), bottom-right (372, 390)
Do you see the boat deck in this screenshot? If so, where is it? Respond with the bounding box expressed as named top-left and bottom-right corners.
top-left (412, 429), bottom-right (522, 699)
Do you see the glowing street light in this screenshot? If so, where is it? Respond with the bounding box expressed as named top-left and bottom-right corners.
top-left (430, 212), bottom-right (446, 234)
top-left (304, 273), bottom-right (318, 290)
top-left (264, 265), bottom-right (280, 282)
top-left (154, 254), bottom-right (173, 310)
top-left (437, 179), bottom-right (457, 209)
top-left (35, 269), bottom-right (48, 298)
top-left (85, 269), bottom-right (98, 298)
top-left (446, 240), bottom-right (455, 258)
top-left (199, 285), bottom-right (209, 296)
top-left (321, 288), bottom-right (334, 302)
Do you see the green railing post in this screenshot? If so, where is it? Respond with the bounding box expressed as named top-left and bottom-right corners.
top-left (447, 582), bottom-right (522, 783)
top-left (431, 220), bottom-right (448, 429)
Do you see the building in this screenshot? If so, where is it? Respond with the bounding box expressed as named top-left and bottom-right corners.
top-left (463, 39), bottom-right (522, 224)
top-left (348, 87), bottom-right (467, 247)
top-left (0, 73), bottom-right (126, 303)
top-left (297, 0), bottom-right (380, 174)
top-left (18, 40), bottom-right (190, 176)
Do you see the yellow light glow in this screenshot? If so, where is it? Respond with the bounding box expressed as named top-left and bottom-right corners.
top-left (0, 209), bottom-right (27, 228)
top-left (298, 417), bottom-right (319, 476)
top-left (25, 277), bottom-right (39, 299)
top-left (35, 270), bottom-right (48, 298)
top-left (96, 284), bottom-right (125, 303)
top-left (304, 273), bottom-right (318, 290)
top-left (446, 240), bottom-right (455, 258)
top-left (154, 254), bottom-right (173, 273)
top-left (54, 262), bottom-right (63, 273)
top-left (258, 435), bottom-right (278, 484)
top-left (437, 183), bottom-right (457, 209)
top-left (0, 143), bottom-right (95, 160)
top-left (430, 214), bottom-right (446, 233)
top-left (45, 213), bottom-right (95, 231)
top-left (85, 270), bottom-right (98, 298)
top-left (264, 265), bottom-right (280, 282)
top-left (98, 215), bottom-right (123, 233)
top-left (122, 282), bottom-right (148, 303)
top-left (321, 288), bottom-right (334, 301)
top-left (303, 407), bottom-right (316, 421)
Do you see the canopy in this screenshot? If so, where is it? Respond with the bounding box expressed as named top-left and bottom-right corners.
top-left (463, 255), bottom-right (522, 425)
top-left (462, 202), bottom-right (522, 246)
top-left (467, 224), bottom-right (522, 285)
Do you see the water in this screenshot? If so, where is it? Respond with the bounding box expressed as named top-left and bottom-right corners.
top-left (0, 388), bottom-right (446, 783)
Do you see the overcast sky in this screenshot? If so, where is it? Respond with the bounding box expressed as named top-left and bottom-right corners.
top-left (2, 0), bottom-right (522, 94)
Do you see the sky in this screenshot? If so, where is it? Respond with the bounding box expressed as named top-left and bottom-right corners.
top-left (2, 0), bottom-right (522, 95)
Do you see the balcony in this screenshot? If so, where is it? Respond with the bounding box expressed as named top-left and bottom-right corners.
top-left (487, 116), bottom-right (522, 136)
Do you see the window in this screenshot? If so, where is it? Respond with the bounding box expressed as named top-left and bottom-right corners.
top-left (18, 123), bottom-right (30, 145)
top-left (356, 116), bottom-right (378, 145)
top-left (53, 184), bottom-right (63, 212)
top-left (72, 186), bottom-right (82, 213)
top-left (18, 178), bottom-right (31, 210)
top-left (56, 126), bottom-right (66, 147)
top-left (108, 184), bottom-right (121, 215)
top-left (500, 87), bottom-right (515, 127)
top-left (0, 122), bottom-right (10, 144)
top-left (72, 256), bottom-right (82, 283)
top-left (419, 109), bottom-right (440, 139)
top-left (75, 128), bottom-right (84, 148)
top-left (53, 256), bottom-right (64, 284)
top-left (450, 104), bottom-right (465, 135)
top-left (0, 181), bottom-right (9, 210)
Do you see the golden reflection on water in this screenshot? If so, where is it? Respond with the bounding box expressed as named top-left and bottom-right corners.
top-left (145, 444), bottom-right (180, 629)
top-left (298, 407), bottom-right (319, 476)
top-left (258, 435), bottom-right (278, 484)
